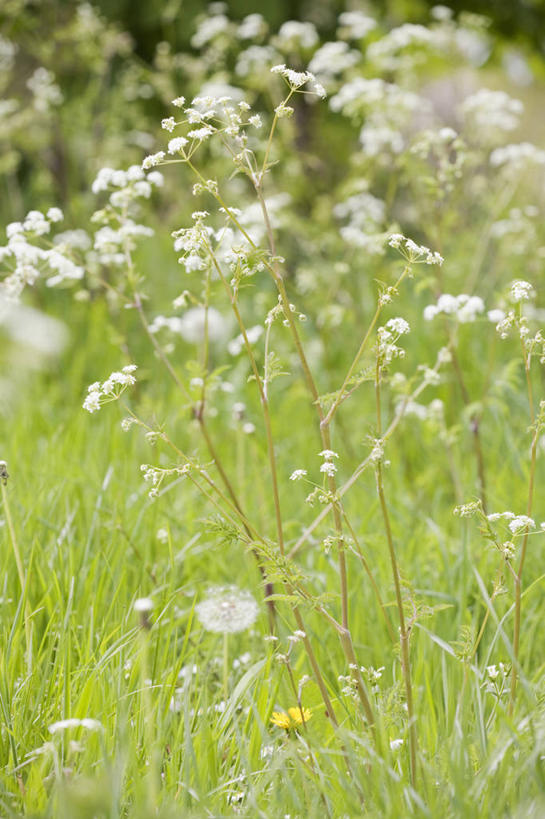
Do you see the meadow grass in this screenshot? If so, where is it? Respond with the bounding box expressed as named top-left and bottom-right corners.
top-left (1, 289), bottom-right (545, 817)
top-left (2, 4), bottom-right (545, 817)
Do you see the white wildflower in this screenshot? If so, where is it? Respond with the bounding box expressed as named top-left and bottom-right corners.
top-left (320, 461), bottom-right (337, 476)
top-left (168, 136), bottom-right (188, 154)
top-left (319, 449), bottom-right (339, 460)
top-left (508, 515), bottom-right (535, 534)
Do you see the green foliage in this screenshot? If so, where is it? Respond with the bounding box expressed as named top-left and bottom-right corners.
top-left (2, 1), bottom-right (545, 817)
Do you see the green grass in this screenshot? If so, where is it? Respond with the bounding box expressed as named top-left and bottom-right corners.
top-left (3, 3), bottom-right (545, 816)
top-left (1, 293), bottom-right (545, 817)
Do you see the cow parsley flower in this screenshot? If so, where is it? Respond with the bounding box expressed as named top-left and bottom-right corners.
top-left (318, 449), bottom-right (339, 460)
top-left (270, 64), bottom-right (326, 98)
top-left (168, 137), bottom-right (188, 154)
top-left (320, 461), bottom-right (337, 476)
top-left (508, 515), bottom-right (535, 534)
top-left (509, 279), bottom-right (534, 303)
top-left (142, 151), bottom-right (165, 170)
top-left (388, 233), bottom-right (443, 265)
top-left (83, 365), bottom-right (137, 413)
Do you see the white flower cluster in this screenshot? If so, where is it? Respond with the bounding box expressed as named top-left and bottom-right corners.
top-left (424, 293), bottom-right (485, 323)
top-left (270, 64), bottom-right (326, 98)
top-left (461, 89), bottom-right (523, 138)
top-left (236, 44), bottom-right (279, 78)
top-left (196, 586), bottom-right (259, 634)
top-left (388, 234), bottom-right (443, 265)
top-left (400, 398), bottom-right (445, 423)
top-left (337, 11), bottom-right (377, 40)
top-left (228, 324), bottom-right (262, 356)
top-left (27, 67), bottom-right (63, 112)
top-left (140, 462), bottom-right (191, 499)
top-left (509, 279), bottom-right (535, 303)
top-left (319, 449), bottom-right (339, 477)
top-left (486, 511), bottom-right (536, 535)
top-left (376, 317), bottom-right (411, 366)
top-left (91, 165), bottom-right (162, 266)
top-left (92, 165), bottom-right (163, 200)
top-left (330, 79), bottom-right (428, 158)
top-left (490, 142), bottom-right (545, 170)
top-left (275, 20), bottom-right (318, 50)
top-left (367, 23), bottom-right (439, 68)
top-left (308, 41), bottom-right (360, 83)
top-left (238, 13), bottom-right (267, 41)
top-left (334, 191), bottom-right (386, 254)
top-left (83, 365), bottom-right (137, 413)
top-left (150, 307), bottom-right (227, 345)
top-left (0, 208), bottom-right (84, 299)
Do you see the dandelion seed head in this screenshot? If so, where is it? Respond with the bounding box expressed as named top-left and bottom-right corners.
top-left (196, 586), bottom-right (259, 634)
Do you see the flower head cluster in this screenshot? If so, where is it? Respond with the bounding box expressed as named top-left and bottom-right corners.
top-left (388, 234), bottom-right (443, 265)
top-left (376, 317), bottom-right (411, 366)
top-left (319, 449), bottom-right (338, 477)
top-left (490, 142), bottom-right (545, 170)
top-left (91, 165), bottom-right (162, 266)
top-left (337, 11), bottom-right (377, 40)
top-left (270, 64), bottom-right (326, 98)
top-left (83, 365), bottom-right (137, 413)
top-left (0, 209), bottom-right (85, 298)
top-left (196, 586), bottom-right (259, 634)
top-left (461, 89), bottom-right (523, 143)
top-left (509, 279), bottom-right (535, 303)
top-left (424, 293), bottom-right (485, 323)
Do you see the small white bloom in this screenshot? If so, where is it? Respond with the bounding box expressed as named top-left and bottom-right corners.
top-left (142, 151), bottom-right (165, 170)
top-left (168, 136), bottom-right (188, 154)
top-left (289, 469), bottom-right (307, 481)
top-left (320, 461), bottom-right (337, 476)
top-left (134, 597), bottom-right (154, 612)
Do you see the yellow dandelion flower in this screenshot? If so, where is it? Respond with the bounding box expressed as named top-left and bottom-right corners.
top-left (270, 707), bottom-right (312, 730)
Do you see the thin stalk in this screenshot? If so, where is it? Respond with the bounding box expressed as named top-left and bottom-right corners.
top-left (187, 148), bottom-right (376, 727)
top-left (251, 180), bottom-right (375, 725)
top-left (322, 265), bottom-right (411, 427)
top-left (130, 281), bottom-right (276, 627)
top-left (448, 342), bottom-right (487, 513)
top-left (509, 342), bottom-right (538, 715)
top-left (289, 362), bottom-right (442, 559)
top-left (341, 510), bottom-right (396, 644)
top-left (375, 367), bottom-right (417, 786)
top-left (200, 241), bottom-right (337, 720)
top-left (1, 480), bottom-right (32, 673)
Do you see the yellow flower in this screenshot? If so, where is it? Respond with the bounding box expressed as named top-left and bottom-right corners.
top-left (270, 707), bottom-right (312, 730)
